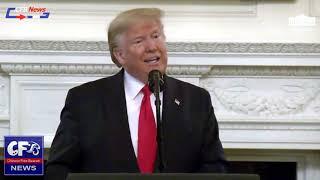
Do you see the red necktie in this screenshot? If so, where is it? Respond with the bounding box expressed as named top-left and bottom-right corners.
top-left (138, 85), bottom-right (157, 173)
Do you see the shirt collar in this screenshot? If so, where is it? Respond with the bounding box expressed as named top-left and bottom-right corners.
top-left (124, 70), bottom-right (145, 100)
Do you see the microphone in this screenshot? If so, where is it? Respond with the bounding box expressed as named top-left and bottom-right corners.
top-left (148, 70), bottom-right (164, 93)
top-left (147, 70), bottom-right (166, 172)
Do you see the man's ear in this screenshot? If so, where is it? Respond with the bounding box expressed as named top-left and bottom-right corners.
top-left (113, 47), bottom-right (126, 66)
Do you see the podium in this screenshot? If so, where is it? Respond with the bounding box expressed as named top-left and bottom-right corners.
top-left (67, 173), bottom-right (260, 180)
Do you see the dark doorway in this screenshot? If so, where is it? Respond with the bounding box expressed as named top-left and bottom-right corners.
top-left (228, 161), bottom-right (296, 180)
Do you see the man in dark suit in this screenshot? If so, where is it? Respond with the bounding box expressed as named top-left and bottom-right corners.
top-left (45, 8), bottom-right (227, 180)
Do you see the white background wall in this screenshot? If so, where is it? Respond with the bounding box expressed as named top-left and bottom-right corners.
top-left (0, 0), bottom-right (319, 42)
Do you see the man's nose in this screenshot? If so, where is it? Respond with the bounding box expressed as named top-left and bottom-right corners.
top-left (145, 38), bottom-right (157, 52)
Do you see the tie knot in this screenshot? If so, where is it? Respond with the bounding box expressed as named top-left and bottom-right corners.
top-left (141, 85), bottom-right (151, 96)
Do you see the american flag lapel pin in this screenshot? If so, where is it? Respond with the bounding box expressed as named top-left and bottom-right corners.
top-left (174, 98), bottom-right (180, 106)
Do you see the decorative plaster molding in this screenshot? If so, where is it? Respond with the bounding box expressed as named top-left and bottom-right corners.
top-left (167, 66), bottom-right (211, 76)
top-left (167, 42), bottom-right (320, 54)
top-left (1, 40), bottom-right (320, 55)
top-left (0, 64), bottom-right (119, 75)
top-left (201, 78), bottom-right (320, 116)
top-left (0, 40), bottom-right (107, 53)
top-left (220, 121), bottom-right (320, 130)
top-left (0, 64), bottom-right (211, 75)
top-left (208, 66), bottom-right (320, 76)
top-left (214, 87), bottom-right (318, 116)
top-left (2, 63), bottom-right (320, 76)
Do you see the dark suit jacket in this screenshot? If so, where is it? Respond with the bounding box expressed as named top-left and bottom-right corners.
top-left (45, 70), bottom-right (227, 180)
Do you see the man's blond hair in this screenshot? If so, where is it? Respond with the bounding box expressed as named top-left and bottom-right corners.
top-left (108, 8), bottom-right (164, 67)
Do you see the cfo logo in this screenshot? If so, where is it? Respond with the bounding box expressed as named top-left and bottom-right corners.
top-left (4, 136), bottom-right (44, 176)
top-left (7, 141), bottom-right (41, 156)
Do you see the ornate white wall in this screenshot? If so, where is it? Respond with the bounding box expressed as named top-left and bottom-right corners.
top-left (1, 40), bottom-right (320, 179)
top-left (0, 0), bottom-right (319, 42)
top-left (0, 0), bottom-right (320, 179)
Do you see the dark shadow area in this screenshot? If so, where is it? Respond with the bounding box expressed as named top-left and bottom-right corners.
top-left (228, 161), bottom-right (296, 180)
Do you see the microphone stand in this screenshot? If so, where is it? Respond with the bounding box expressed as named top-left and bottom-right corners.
top-left (153, 75), bottom-right (166, 172)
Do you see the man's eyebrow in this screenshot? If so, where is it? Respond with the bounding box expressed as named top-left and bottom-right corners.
top-left (152, 29), bottom-right (161, 33)
top-left (131, 36), bottom-right (143, 40)
top-left (129, 36), bottom-right (144, 43)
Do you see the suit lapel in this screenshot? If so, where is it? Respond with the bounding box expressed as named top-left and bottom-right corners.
top-left (156, 75), bottom-right (191, 172)
top-left (101, 69), bottom-right (139, 172)
top-left (162, 75), bottom-right (183, 128)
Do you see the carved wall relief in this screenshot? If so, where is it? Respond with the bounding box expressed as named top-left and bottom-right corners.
top-left (201, 78), bottom-right (320, 117)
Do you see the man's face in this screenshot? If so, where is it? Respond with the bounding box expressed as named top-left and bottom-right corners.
top-left (114, 20), bottom-right (168, 83)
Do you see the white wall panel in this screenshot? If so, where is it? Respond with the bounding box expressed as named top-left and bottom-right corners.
top-left (9, 76), bottom-right (104, 147)
top-left (310, 0), bottom-right (320, 16)
top-left (0, 75), bottom-right (9, 119)
top-left (0, 0), bottom-right (319, 42)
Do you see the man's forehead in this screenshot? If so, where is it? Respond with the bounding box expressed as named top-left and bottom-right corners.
top-left (125, 21), bottom-right (162, 36)
top-left (128, 20), bottom-right (161, 30)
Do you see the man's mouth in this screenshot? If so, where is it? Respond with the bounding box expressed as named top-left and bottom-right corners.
top-left (144, 56), bottom-right (160, 64)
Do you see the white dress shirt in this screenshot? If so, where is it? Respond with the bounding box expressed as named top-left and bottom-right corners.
top-left (124, 71), bottom-right (163, 156)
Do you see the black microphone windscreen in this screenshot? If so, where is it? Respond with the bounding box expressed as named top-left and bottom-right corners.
top-left (148, 70), bottom-right (164, 93)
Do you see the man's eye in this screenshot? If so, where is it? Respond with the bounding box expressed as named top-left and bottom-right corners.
top-left (153, 34), bottom-right (159, 38)
top-left (134, 40), bottom-right (142, 44)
